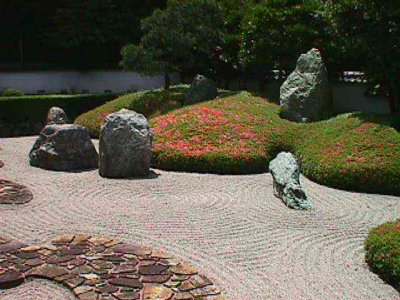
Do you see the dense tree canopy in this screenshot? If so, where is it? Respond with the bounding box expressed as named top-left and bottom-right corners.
top-left (0, 0), bottom-right (165, 69)
top-left (120, 0), bottom-right (225, 88)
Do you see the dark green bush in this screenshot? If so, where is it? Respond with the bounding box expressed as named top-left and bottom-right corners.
top-left (0, 94), bottom-right (117, 124)
top-left (365, 220), bottom-right (400, 289)
top-left (1, 88), bottom-right (25, 97)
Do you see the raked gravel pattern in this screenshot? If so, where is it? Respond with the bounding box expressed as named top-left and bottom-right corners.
top-left (0, 136), bottom-right (400, 300)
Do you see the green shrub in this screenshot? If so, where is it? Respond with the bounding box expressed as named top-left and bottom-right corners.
top-left (1, 88), bottom-right (25, 97)
top-left (77, 87), bottom-right (400, 195)
top-left (0, 93), bottom-right (117, 124)
top-left (75, 86), bottom-right (186, 137)
top-left (365, 220), bottom-right (400, 289)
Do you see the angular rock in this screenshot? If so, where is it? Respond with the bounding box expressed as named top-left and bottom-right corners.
top-left (269, 152), bottom-right (312, 210)
top-left (29, 124), bottom-right (98, 171)
top-left (47, 107), bottom-right (69, 125)
top-left (280, 48), bottom-right (332, 122)
top-left (99, 109), bottom-right (152, 178)
top-left (185, 75), bottom-right (217, 105)
top-left (27, 264), bottom-right (69, 279)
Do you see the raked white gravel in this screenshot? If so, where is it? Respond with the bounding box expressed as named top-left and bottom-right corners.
top-left (0, 136), bottom-right (399, 300)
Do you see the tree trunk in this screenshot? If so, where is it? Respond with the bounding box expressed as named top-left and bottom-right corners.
top-left (164, 73), bottom-right (171, 89)
top-left (19, 25), bottom-right (24, 69)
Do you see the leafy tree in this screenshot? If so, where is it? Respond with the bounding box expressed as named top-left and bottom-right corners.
top-left (120, 0), bottom-right (225, 88)
top-left (240, 0), bottom-right (328, 81)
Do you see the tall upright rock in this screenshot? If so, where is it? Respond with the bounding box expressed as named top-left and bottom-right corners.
top-left (279, 48), bottom-right (332, 123)
top-left (99, 109), bottom-right (152, 178)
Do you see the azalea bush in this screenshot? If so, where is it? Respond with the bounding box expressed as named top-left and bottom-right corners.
top-left (365, 220), bottom-right (400, 288)
top-left (76, 85), bottom-right (400, 195)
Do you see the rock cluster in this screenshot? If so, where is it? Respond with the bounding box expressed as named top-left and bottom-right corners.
top-left (47, 107), bottom-right (69, 125)
top-left (29, 124), bottom-right (98, 171)
top-left (99, 109), bottom-right (152, 178)
top-left (269, 152), bottom-right (312, 210)
top-left (0, 234), bottom-right (225, 299)
top-left (185, 75), bottom-right (217, 105)
top-left (280, 48), bottom-right (332, 123)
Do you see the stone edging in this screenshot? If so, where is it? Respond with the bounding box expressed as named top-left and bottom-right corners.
top-left (0, 234), bottom-right (225, 300)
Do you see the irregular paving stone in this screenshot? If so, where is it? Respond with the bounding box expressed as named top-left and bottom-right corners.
top-left (138, 264), bottom-right (168, 275)
top-left (141, 274), bottom-right (171, 284)
top-left (113, 244), bottom-right (152, 256)
top-left (113, 292), bottom-right (141, 300)
top-left (0, 240), bottom-right (27, 254)
top-left (108, 277), bottom-right (143, 289)
top-left (96, 283), bottom-right (119, 294)
top-left (170, 263), bottom-right (198, 276)
top-left (174, 292), bottom-right (194, 300)
top-left (52, 234), bottom-right (75, 245)
top-left (142, 284), bottom-right (174, 300)
top-left (0, 179), bottom-right (33, 204)
top-left (27, 264), bottom-right (69, 279)
top-left (74, 285), bottom-right (93, 295)
top-left (0, 270), bottom-right (25, 289)
top-left (78, 291), bottom-right (99, 300)
top-left (189, 286), bottom-right (221, 297)
top-left (0, 235), bottom-right (224, 299)
top-left (112, 263), bottom-right (138, 274)
top-left (65, 276), bottom-right (85, 288)
top-left (72, 234), bottom-right (91, 245)
top-left (178, 274), bottom-right (213, 291)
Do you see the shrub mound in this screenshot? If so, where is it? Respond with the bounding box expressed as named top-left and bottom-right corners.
top-left (76, 86), bottom-right (400, 195)
top-left (75, 86), bottom-right (186, 138)
top-left (365, 220), bottom-right (400, 289)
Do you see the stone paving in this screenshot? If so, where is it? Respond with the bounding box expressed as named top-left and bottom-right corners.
top-left (0, 179), bottom-right (33, 204)
top-left (0, 234), bottom-right (224, 300)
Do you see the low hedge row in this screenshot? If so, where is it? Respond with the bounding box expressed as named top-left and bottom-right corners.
top-left (0, 94), bottom-right (118, 124)
top-left (76, 85), bottom-right (400, 195)
top-left (365, 220), bottom-right (400, 289)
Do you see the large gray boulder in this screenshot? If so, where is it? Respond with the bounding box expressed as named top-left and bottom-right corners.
top-left (185, 75), bottom-right (217, 105)
top-left (279, 48), bottom-right (332, 123)
top-left (47, 107), bottom-right (69, 125)
top-left (269, 152), bottom-right (312, 210)
top-left (99, 109), bottom-right (152, 178)
top-left (29, 124), bottom-right (98, 171)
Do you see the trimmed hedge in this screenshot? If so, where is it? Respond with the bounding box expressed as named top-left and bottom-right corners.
top-left (76, 86), bottom-right (400, 195)
top-left (0, 94), bottom-right (117, 123)
top-left (365, 220), bottom-right (400, 289)
top-left (1, 88), bottom-right (24, 97)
